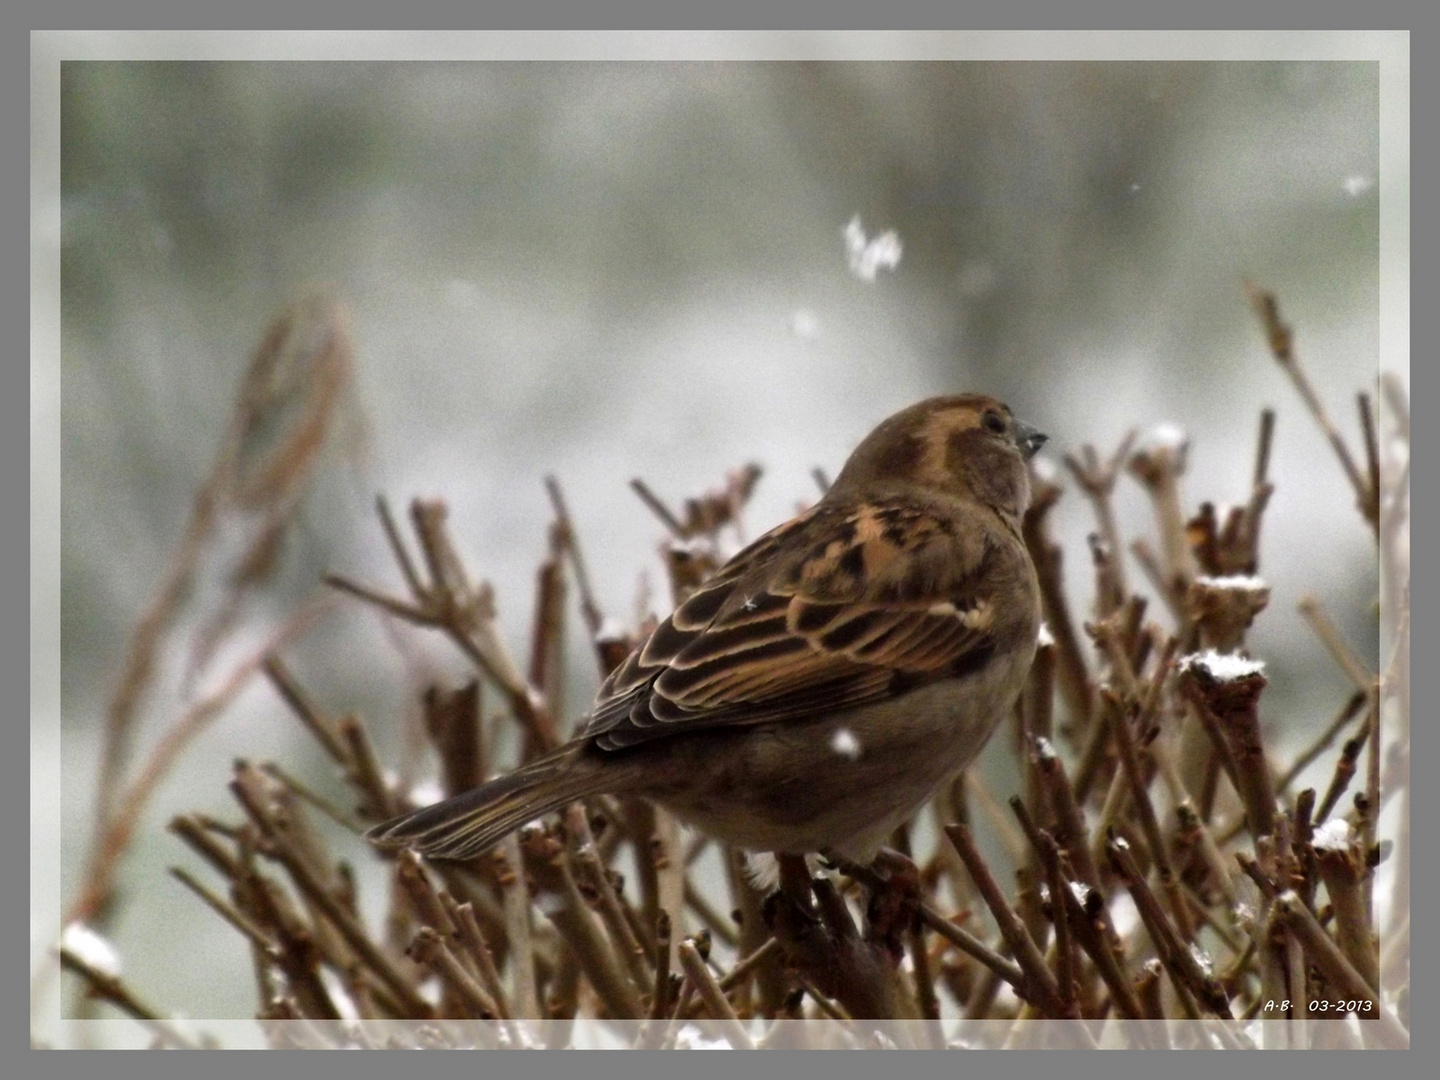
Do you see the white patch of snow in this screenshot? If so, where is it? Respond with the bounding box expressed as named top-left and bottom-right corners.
top-left (843, 216), bottom-right (902, 282)
top-left (789, 308), bottom-right (821, 339)
top-left (1312, 817), bottom-right (1355, 852)
top-left (1030, 456), bottom-right (1059, 483)
top-left (593, 617), bottom-right (628, 643)
top-left (1146, 422), bottom-right (1189, 453)
top-left (409, 779), bottom-right (444, 809)
top-left (61, 922), bottom-right (121, 977)
top-left (1180, 649), bottom-right (1266, 681)
top-left (320, 968), bottom-right (360, 1022)
top-left (1342, 174), bottom-right (1373, 197)
top-left (1188, 941), bottom-right (1214, 977)
top-left (1195, 575), bottom-right (1269, 591)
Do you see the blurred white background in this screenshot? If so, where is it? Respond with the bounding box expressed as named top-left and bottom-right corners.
top-left (35, 34), bottom-right (1406, 1042)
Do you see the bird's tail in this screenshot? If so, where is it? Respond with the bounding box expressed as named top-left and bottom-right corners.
top-left (365, 745), bottom-right (623, 861)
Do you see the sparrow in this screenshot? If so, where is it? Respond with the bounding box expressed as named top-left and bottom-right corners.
top-left (367, 395), bottom-right (1046, 864)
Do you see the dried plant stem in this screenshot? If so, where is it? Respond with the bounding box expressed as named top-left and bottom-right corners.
top-left (1297, 595), bottom-right (1374, 695)
top-left (67, 597), bottom-right (333, 928)
top-left (1031, 740), bottom-right (1101, 890)
top-left (634, 911), bottom-right (674, 1047)
top-left (1179, 666), bottom-right (1274, 841)
top-left (1107, 838), bottom-right (1232, 1022)
top-left (796, 977), bottom-right (852, 1023)
top-left (944, 823), bottom-right (1073, 1019)
top-left (651, 808), bottom-right (687, 972)
top-left (1278, 690), bottom-right (1369, 793)
top-left (919, 909), bottom-right (1025, 994)
top-left (718, 936), bottom-right (780, 994)
top-left (828, 852), bottom-right (1027, 998)
top-left (1150, 740), bottom-right (1237, 906)
top-left (544, 476), bottom-right (605, 639)
top-left (229, 764), bottom-right (433, 1018)
top-left (1102, 693), bottom-right (1194, 940)
top-left (424, 681), bottom-right (483, 801)
top-left (684, 880), bottom-right (739, 947)
top-left (1008, 798), bottom-right (1075, 1011)
top-left (1020, 643), bottom-right (1056, 821)
top-left (395, 851), bottom-right (458, 943)
top-left (677, 940), bottom-right (753, 1047)
top-left (1246, 283), bottom-right (1376, 531)
top-left (445, 897), bottom-right (514, 1023)
top-left (1128, 440), bottom-right (1197, 613)
top-left (1314, 721), bottom-right (1369, 825)
top-left (568, 821), bottom-right (651, 993)
top-left (337, 712), bottom-right (396, 821)
top-left (1363, 686), bottom-right (1382, 885)
top-left (908, 920), bottom-right (945, 1046)
top-left (258, 762), bottom-right (364, 834)
top-left (1273, 892), bottom-right (1407, 1048)
top-left (629, 478), bottom-right (687, 537)
top-left (408, 926), bottom-right (502, 1019)
top-left (262, 655), bottom-right (348, 763)
top-left (1058, 882), bottom-right (1146, 1023)
top-left (1246, 407), bottom-right (1277, 553)
top-left (328, 496), bottom-right (559, 752)
top-left (1314, 843), bottom-right (1378, 995)
top-left (58, 947), bottom-right (204, 1049)
top-left (1062, 431), bottom-right (1136, 612)
top-left (1022, 481), bottom-right (1094, 733)
top-left (520, 833), bottom-right (643, 1018)
top-left (1359, 392), bottom-right (1381, 524)
top-left (169, 866), bottom-right (280, 959)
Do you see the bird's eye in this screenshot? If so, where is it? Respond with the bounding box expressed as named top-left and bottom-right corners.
top-left (982, 410), bottom-right (1007, 435)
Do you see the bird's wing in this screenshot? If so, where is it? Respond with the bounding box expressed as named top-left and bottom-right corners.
top-left (585, 497), bottom-right (1009, 750)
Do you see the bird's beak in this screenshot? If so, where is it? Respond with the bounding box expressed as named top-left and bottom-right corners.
top-left (1014, 419), bottom-right (1048, 461)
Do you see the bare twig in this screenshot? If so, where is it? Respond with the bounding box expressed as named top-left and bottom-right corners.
top-left (629, 478), bottom-right (687, 538)
top-left (944, 823), bottom-right (1072, 1018)
top-left (59, 946), bottom-right (204, 1049)
top-left (1298, 595), bottom-right (1374, 694)
top-left (1106, 837), bottom-right (1232, 1021)
top-left (262, 655), bottom-right (347, 764)
top-left (229, 763), bottom-right (433, 1018)
top-left (1245, 283), bottom-right (1376, 532)
top-left (1274, 892), bottom-right (1407, 1048)
top-left (1022, 472), bottom-right (1094, 734)
top-left (1062, 430), bottom-right (1136, 612)
top-left (1278, 690), bottom-right (1369, 792)
top-left (1008, 798), bottom-right (1075, 1011)
top-left (677, 940), bottom-right (753, 1048)
top-left (67, 597), bottom-right (334, 928)
top-left (169, 867), bottom-right (280, 959)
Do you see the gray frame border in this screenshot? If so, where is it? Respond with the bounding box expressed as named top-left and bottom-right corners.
top-left (23, 19), bottom-right (1413, 1080)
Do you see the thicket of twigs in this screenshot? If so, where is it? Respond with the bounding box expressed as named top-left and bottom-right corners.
top-left (49, 286), bottom-right (1409, 1049)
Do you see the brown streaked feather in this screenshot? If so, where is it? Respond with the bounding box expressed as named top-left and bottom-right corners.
top-left (584, 494), bottom-right (1006, 751)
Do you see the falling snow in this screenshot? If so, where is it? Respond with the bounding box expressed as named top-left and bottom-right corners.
top-left (843, 216), bottom-right (902, 282)
top-left (830, 727), bottom-right (862, 760)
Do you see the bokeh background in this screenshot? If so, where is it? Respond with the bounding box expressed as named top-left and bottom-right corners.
top-left (38, 42), bottom-right (1404, 1041)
